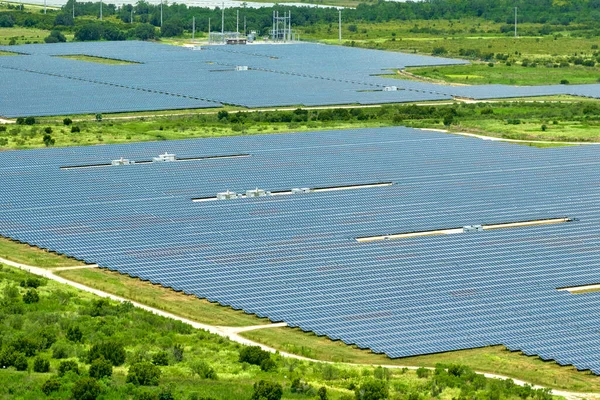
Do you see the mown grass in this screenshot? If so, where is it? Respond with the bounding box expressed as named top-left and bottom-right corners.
top-left (55, 268), bottom-right (271, 327)
top-left (240, 327), bottom-right (600, 393)
top-left (0, 27), bottom-right (56, 45)
top-left (57, 55), bottom-right (140, 65)
top-left (0, 236), bottom-right (81, 269)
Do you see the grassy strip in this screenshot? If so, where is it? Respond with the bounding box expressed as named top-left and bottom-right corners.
top-left (57, 55), bottom-right (140, 65)
top-left (55, 267), bottom-right (271, 327)
top-left (405, 63), bottom-right (600, 86)
top-left (240, 327), bottom-right (600, 393)
top-left (0, 236), bottom-right (81, 268)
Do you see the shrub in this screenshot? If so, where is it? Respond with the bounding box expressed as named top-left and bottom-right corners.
top-left (16, 117), bottom-right (24, 125)
top-left (355, 380), bottom-right (389, 400)
top-left (541, 124), bottom-right (547, 131)
top-left (443, 115), bottom-right (454, 126)
top-left (67, 326), bottom-right (83, 343)
top-left (71, 126), bottom-right (81, 133)
top-left (0, 347), bottom-right (17, 367)
top-left (20, 277), bottom-right (43, 288)
top-left (189, 360), bottom-right (217, 379)
top-left (152, 351), bottom-right (169, 366)
top-left (251, 380), bottom-right (283, 400)
top-left (260, 358), bottom-right (277, 372)
top-left (127, 362), bottom-right (161, 386)
top-left (432, 46), bottom-right (447, 56)
top-left (348, 24), bottom-right (357, 32)
top-left (41, 377), bottom-right (61, 395)
top-left (487, 62), bottom-right (494, 67)
top-left (63, 118), bottom-right (73, 125)
top-left (33, 357), bottom-right (50, 372)
top-left (89, 356), bottom-right (113, 379)
top-left (88, 341), bottom-right (126, 366)
top-left (318, 387), bottom-right (328, 400)
top-left (560, 79), bottom-right (570, 84)
top-left (52, 342), bottom-right (70, 359)
top-left (72, 377), bottom-right (101, 400)
top-left (23, 289), bottom-right (39, 304)
top-left (43, 127), bottom-right (52, 134)
top-left (239, 346), bottom-right (271, 366)
top-left (58, 360), bottom-right (79, 376)
top-left (416, 367), bottom-right (430, 378)
top-left (507, 119), bottom-right (521, 125)
top-left (172, 344), bottom-right (184, 362)
top-left (480, 108), bottom-right (494, 115)
top-left (13, 353), bottom-right (28, 371)
top-left (42, 134), bottom-right (55, 147)
top-left (25, 117), bottom-right (35, 125)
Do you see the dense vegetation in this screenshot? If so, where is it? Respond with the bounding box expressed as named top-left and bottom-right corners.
top-left (0, 263), bottom-right (560, 399)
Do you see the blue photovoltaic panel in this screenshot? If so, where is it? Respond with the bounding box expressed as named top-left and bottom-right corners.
top-left (1, 127), bottom-right (600, 373)
top-left (1, 41), bottom-right (599, 117)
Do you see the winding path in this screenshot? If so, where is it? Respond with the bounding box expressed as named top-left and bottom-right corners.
top-left (1, 256), bottom-right (597, 400)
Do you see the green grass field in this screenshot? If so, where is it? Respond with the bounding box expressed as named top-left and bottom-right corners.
top-left (57, 55), bottom-right (140, 65)
top-left (0, 236), bottom-right (81, 269)
top-left (0, 27), bottom-right (55, 45)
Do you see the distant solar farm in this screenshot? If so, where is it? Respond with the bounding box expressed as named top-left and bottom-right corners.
top-left (1, 127), bottom-right (600, 372)
top-left (1, 41), bottom-right (600, 117)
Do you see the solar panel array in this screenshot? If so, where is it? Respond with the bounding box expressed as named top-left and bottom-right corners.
top-left (1, 41), bottom-right (599, 117)
top-left (1, 127), bottom-right (600, 373)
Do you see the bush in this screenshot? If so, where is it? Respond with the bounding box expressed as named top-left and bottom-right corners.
top-left (251, 380), bottom-right (283, 400)
top-left (58, 360), bottom-right (79, 376)
top-left (20, 277), bottom-right (43, 288)
top-left (41, 377), bottom-right (61, 395)
top-left (67, 325), bottom-right (83, 342)
top-left (52, 342), bottom-right (70, 359)
top-left (260, 357), bottom-right (277, 372)
top-left (541, 124), bottom-right (547, 131)
top-left (189, 360), bottom-right (217, 379)
top-left (318, 387), bottom-right (328, 400)
top-left (88, 341), bottom-right (126, 366)
top-left (42, 134), bottom-right (55, 147)
top-left (127, 362), bottom-right (162, 386)
top-left (432, 46), bottom-right (447, 56)
top-left (89, 356), bottom-right (113, 379)
top-left (25, 117), bottom-right (35, 125)
top-left (560, 79), bottom-right (570, 84)
top-left (45, 30), bottom-right (66, 43)
top-left (63, 118), bottom-right (72, 125)
top-left (71, 126), bottom-right (81, 133)
top-left (443, 115), bottom-right (454, 126)
top-left (13, 353), bottom-right (28, 371)
top-left (354, 380), bottom-right (389, 400)
top-left (75, 23), bottom-right (102, 41)
top-left (72, 377), bottom-right (101, 400)
top-left (239, 346), bottom-right (271, 366)
top-left (416, 367), bottom-right (430, 378)
top-left (152, 351), bottom-right (169, 366)
top-left (33, 357), bottom-right (50, 372)
top-left (16, 117), bottom-right (24, 125)
top-left (23, 289), bottom-right (39, 303)
top-left (348, 24), bottom-right (357, 32)
top-left (172, 344), bottom-right (184, 362)
top-left (507, 119), bottom-right (521, 125)
top-left (487, 62), bottom-right (494, 67)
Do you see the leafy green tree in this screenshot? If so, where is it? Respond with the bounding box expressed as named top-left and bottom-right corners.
top-left (43, 134), bottom-right (55, 147)
top-left (260, 357), bottom-right (277, 372)
top-left (54, 13), bottom-right (74, 26)
top-left (63, 117), bottom-right (73, 126)
top-left (239, 346), bottom-right (271, 366)
top-left (161, 19), bottom-right (184, 37)
top-left (88, 341), bottom-right (126, 366)
top-left (72, 377), bottom-right (101, 400)
top-left (75, 23), bottom-right (102, 41)
top-left (355, 380), bottom-right (389, 400)
top-left (33, 357), bottom-right (50, 373)
top-left (45, 30), bottom-right (66, 43)
top-left (251, 380), bottom-right (283, 400)
top-left (172, 344), bottom-right (184, 362)
top-left (0, 347), bottom-right (17, 368)
top-left (23, 289), bottom-right (40, 303)
top-left (71, 126), bottom-right (81, 133)
top-left (131, 23), bottom-right (156, 40)
top-left (58, 360), bottom-right (80, 376)
top-left (318, 387), bottom-right (328, 400)
top-left (24, 117), bottom-right (35, 125)
top-left (41, 377), bottom-right (62, 395)
top-left (89, 356), bottom-right (112, 379)
top-left (127, 362), bottom-right (161, 386)
top-left (20, 277), bottom-right (43, 288)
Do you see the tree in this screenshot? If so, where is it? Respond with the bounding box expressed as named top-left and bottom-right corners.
top-left (217, 110), bottom-right (229, 121)
top-left (45, 30), bottom-right (66, 43)
top-left (127, 362), bottom-right (161, 386)
top-left (58, 360), bottom-right (80, 376)
top-left (24, 116), bottom-right (35, 125)
top-left (33, 357), bottom-right (50, 373)
top-left (54, 13), bottom-right (74, 26)
top-left (354, 380), bottom-right (389, 400)
top-left (67, 325), bottom-right (83, 342)
top-left (88, 341), bottom-right (126, 366)
top-left (63, 117), bottom-right (73, 126)
top-left (71, 377), bottom-right (101, 400)
top-left (132, 23), bottom-right (156, 40)
top-left (23, 289), bottom-right (40, 303)
top-left (318, 387), bottom-right (328, 400)
top-left (71, 126), bottom-right (81, 133)
top-left (161, 19), bottom-right (184, 37)
top-left (75, 23), bottom-right (102, 41)
top-left (89, 356), bottom-right (112, 379)
top-left (0, 14), bottom-right (14, 27)
top-left (43, 134), bottom-right (55, 147)
top-left (251, 381), bottom-right (283, 400)
top-left (260, 357), bottom-right (276, 372)
top-left (239, 346), bottom-right (271, 367)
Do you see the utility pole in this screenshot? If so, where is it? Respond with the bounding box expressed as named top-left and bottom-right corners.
top-left (72, 0), bottom-right (75, 19)
top-left (130, 8), bottom-right (133, 23)
top-left (221, 2), bottom-right (224, 35)
top-left (44, 0), bottom-right (46, 14)
top-left (192, 16), bottom-right (195, 39)
top-left (100, 0), bottom-right (102, 20)
top-left (160, 0), bottom-right (163, 27)
top-left (338, 10), bottom-right (342, 43)
top-left (244, 16), bottom-right (246, 35)
top-left (236, 9), bottom-right (239, 34)
top-left (514, 7), bottom-right (518, 38)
